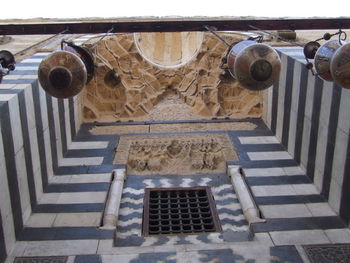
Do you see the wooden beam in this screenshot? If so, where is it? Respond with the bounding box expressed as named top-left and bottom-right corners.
top-left (1, 18), bottom-right (350, 35)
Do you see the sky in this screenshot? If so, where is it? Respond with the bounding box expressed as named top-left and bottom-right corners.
top-left (1, 0), bottom-right (349, 20)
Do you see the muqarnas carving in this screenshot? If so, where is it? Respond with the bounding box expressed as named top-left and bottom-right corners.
top-left (116, 134), bottom-right (237, 175)
top-left (82, 32), bottom-right (263, 122)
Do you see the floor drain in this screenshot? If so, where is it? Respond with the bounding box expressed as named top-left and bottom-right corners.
top-left (142, 186), bottom-right (221, 236)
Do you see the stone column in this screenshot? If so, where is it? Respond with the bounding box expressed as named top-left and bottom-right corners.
top-left (227, 165), bottom-right (265, 224)
top-left (101, 168), bottom-right (126, 229)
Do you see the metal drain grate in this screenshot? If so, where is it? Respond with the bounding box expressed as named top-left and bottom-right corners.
top-left (142, 187), bottom-right (221, 236)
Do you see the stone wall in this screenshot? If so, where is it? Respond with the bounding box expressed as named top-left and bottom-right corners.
top-left (0, 53), bottom-right (82, 260)
top-left (264, 47), bottom-right (350, 225)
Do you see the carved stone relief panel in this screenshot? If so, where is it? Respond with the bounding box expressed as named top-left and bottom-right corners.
top-left (82, 32), bottom-right (263, 122)
top-left (115, 134), bottom-right (237, 175)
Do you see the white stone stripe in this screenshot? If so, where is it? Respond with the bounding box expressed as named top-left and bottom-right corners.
top-left (20, 58), bottom-right (43, 63)
top-left (50, 173), bottom-right (111, 184)
top-left (120, 197), bottom-right (143, 205)
top-left (260, 204), bottom-right (312, 218)
top-left (251, 184), bottom-right (318, 197)
top-left (8, 94), bottom-right (32, 224)
top-left (247, 151), bottom-right (292, 161)
top-left (211, 184), bottom-right (233, 194)
top-left (24, 85), bottom-right (44, 203)
top-left (0, 93), bottom-right (17, 101)
top-left (15, 66), bottom-right (38, 71)
top-left (122, 188), bottom-right (144, 195)
top-left (38, 192), bottom-right (107, 204)
top-left (269, 230), bottom-right (330, 245)
top-left (64, 99), bottom-right (72, 149)
top-left (21, 240), bottom-right (99, 256)
top-left (58, 157), bottom-right (104, 166)
top-left (329, 128), bottom-right (349, 212)
top-left (244, 166), bottom-right (305, 177)
top-left (33, 52), bottom-right (51, 57)
top-left (276, 54), bottom-right (288, 142)
top-left (288, 62), bottom-right (302, 157)
top-left (266, 87), bottom-right (273, 128)
top-left (119, 207), bottom-right (143, 215)
top-left (68, 141), bottom-right (109, 150)
top-left (118, 217), bottom-right (142, 227)
top-left (238, 136), bottom-right (279, 144)
top-left (314, 81), bottom-right (333, 191)
top-left (213, 193), bottom-right (237, 201)
top-left (0, 121), bottom-right (17, 255)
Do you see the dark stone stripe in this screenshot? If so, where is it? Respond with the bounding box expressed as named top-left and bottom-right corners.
top-left (75, 255), bottom-right (102, 263)
top-left (65, 149), bottom-right (109, 158)
top-left (0, 210), bottom-right (7, 263)
top-left (18, 90), bottom-right (37, 209)
top-left (32, 82), bottom-right (48, 188)
top-left (253, 216), bottom-right (346, 233)
top-left (270, 51), bottom-right (281, 133)
top-left (46, 94), bottom-right (58, 172)
top-left (220, 218), bottom-right (248, 227)
top-left (247, 175), bottom-right (311, 186)
top-left (238, 144), bottom-right (285, 152)
top-left (55, 164), bottom-right (119, 175)
top-left (215, 197), bottom-right (239, 205)
top-left (119, 202), bottom-right (143, 209)
top-left (68, 98), bottom-right (76, 139)
top-left (0, 102), bottom-right (24, 237)
top-left (118, 212), bottom-right (142, 222)
top-left (306, 77), bottom-right (324, 181)
top-left (33, 203), bottom-right (104, 213)
top-left (294, 66), bottom-right (309, 164)
top-left (321, 84), bottom-right (342, 199)
top-left (0, 90), bottom-right (22, 94)
top-left (18, 227), bottom-right (113, 241)
top-left (230, 159), bottom-right (297, 168)
top-left (217, 207), bottom-right (244, 215)
top-left (255, 195), bottom-right (326, 205)
top-left (92, 117), bottom-right (264, 127)
top-left (117, 223), bottom-right (142, 232)
top-left (55, 166), bottom-right (89, 175)
top-left (281, 56), bottom-right (295, 147)
top-left (339, 133), bottom-right (350, 223)
top-left (45, 183), bottom-right (109, 193)
top-left (58, 99), bottom-right (67, 155)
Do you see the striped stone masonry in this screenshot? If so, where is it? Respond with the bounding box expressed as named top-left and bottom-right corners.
top-left (0, 45), bottom-right (350, 263)
top-left (267, 47), bottom-right (350, 225)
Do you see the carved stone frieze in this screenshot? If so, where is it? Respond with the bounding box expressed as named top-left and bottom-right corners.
top-left (114, 134), bottom-right (237, 175)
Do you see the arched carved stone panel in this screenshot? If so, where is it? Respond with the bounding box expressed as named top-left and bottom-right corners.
top-left (82, 32), bottom-right (263, 122)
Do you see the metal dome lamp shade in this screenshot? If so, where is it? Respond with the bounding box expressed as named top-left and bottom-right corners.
top-left (38, 41), bottom-right (95, 99)
top-left (303, 30), bottom-right (350, 87)
top-left (227, 40), bottom-right (281, 91)
top-left (0, 50), bottom-right (16, 83)
top-left (314, 39), bottom-right (346, 81)
top-left (330, 42), bottom-right (350, 89)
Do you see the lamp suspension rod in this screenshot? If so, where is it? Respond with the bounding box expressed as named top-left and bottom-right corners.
top-left (204, 25), bottom-right (230, 47)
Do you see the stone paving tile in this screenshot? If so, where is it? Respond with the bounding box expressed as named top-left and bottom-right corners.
top-left (324, 229), bottom-right (350, 243)
top-left (270, 230), bottom-right (330, 246)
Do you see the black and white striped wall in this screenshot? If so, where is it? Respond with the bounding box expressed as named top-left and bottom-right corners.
top-left (0, 52), bottom-right (83, 260)
top-left (263, 47), bottom-right (350, 226)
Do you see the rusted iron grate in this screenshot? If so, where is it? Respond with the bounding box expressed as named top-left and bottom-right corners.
top-left (142, 186), bottom-right (221, 236)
